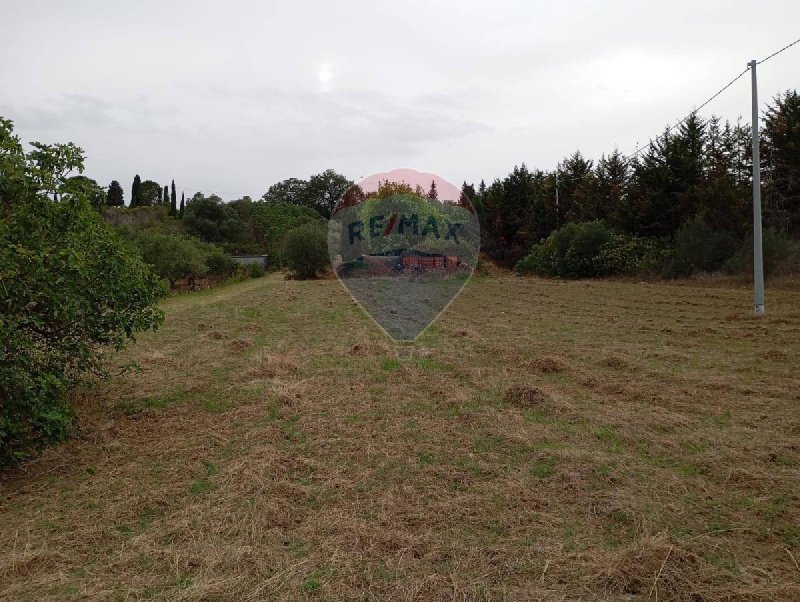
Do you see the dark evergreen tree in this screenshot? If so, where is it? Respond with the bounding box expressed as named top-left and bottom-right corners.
top-left (628, 135), bottom-right (673, 236)
top-left (460, 182), bottom-right (476, 202)
top-left (170, 180), bottom-right (177, 216)
top-left (427, 180), bottom-right (438, 201)
top-left (179, 192), bottom-right (185, 218)
top-left (107, 180), bottom-right (124, 207)
top-left (559, 151), bottom-right (595, 223)
top-left (697, 117), bottom-right (750, 234)
top-left (671, 112), bottom-right (707, 226)
top-left (480, 164), bottom-right (551, 264)
top-left (595, 150), bottom-right (630, 229)
top-left (131, 174), bottom-right (141, 207)
top-left (763, 90), bottom-right (800, 234)
top-left (628, 113), bottom-right (707, 237)
top-left (475, 179), bottom-right (487, 212)
top-left (458, 182), bottom-right (476, 210)
top-left (163, 185), bottom-right (169, 206)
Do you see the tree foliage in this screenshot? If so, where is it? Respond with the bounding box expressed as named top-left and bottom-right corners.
top-left (107, 179), bottom-right (124, 207)
top-left (63, 175), bottom-right (106, 211)
top-left (130, 174), bottom-right (141, 207)
top-left (477, 92), bottom-right (800, 274)
top-left (262, 169), bottom-right (351, 219)
top-left (283, 222), bottom-right (329, 278)
top-left (183, 193), bottom-right (244, 245)
top-left (763, 90), bottom-right (800, 234)
top-left (0, 118), bottom-right (165, 464)
top-left (515, 221), bottom-right (667, 278)
top-left (139, 179), bottom-right (161, 207)
top-left (170, 179), bottom-right (177, 216)
top-left (130, 231), bottom-right (234, 286)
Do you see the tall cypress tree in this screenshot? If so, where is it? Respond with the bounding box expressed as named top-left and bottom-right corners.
top-left (170, 180), bottom-right (178, 216)
top-left (131, 174), bottom-right (141, 207)
top-left (163, 185), bottom-right (169, 207)
top-left (179, 192), bottom-right (185, 218)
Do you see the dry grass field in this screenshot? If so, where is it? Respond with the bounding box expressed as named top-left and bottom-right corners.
top-left (1, 272), bottom-right (799, 601)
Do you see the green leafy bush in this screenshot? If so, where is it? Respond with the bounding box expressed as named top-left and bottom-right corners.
top-left (594, 234), bottom-right (670, 275)
top-left (723, 228), bottom-right (793, 276)
top-left (248, 261), bottom-right (265, 278)
top-left (284, 222), bottom-right (329, 279)
top-left (515, 221), bottom-right (611, 277)
top-left (674, 217), bottom-right (737, 273)
top-left (131, 231), bottom-right (208, 286)
top-left (516, 221), bottom-right (667, 278)
top-left (249, 202), bottom-right (321, 267)
top-left (198, 240), bottom-right (236, 278)
top-left (183, 194), bottom-right (244, 244)
top-left (0, 118), bottom-right (165, 465)
top-left (659, 253), bottom-right (693, 279)
top-left (129, 232), bottom-right (235, 286)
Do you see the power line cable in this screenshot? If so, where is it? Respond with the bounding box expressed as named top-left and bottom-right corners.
top-left (758, 36), bottom-right (800, 64)
top-left (623, 67), bottom-right (749, 161)
top-left (622, 36), bottom-right (800, 162)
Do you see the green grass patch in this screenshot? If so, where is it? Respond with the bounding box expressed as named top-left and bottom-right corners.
top-left (530, 458), bottom-right (556, 478)
top-left (189, 479), bottom-right (213, 495)
top-left (380, 358), bottom-right (400, 371)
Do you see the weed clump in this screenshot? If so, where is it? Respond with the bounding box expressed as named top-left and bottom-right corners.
top-left (504, 385), bottom-right (548, 407)
top-left (531, 356), bottom-right (568, 374)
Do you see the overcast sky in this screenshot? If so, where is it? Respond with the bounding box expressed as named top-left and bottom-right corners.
top-left (2, 1), bottom-right (798, 200)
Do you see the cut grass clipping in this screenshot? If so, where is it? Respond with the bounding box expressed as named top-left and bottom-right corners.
top-left (0, 273), bottom-right (799, 600)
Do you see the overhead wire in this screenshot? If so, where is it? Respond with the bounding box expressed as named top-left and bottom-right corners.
top-left (620, 36), bottom-right (800, 162)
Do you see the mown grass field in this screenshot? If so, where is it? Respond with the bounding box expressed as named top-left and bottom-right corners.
top-left (1, 272), bottom-right (799, 601)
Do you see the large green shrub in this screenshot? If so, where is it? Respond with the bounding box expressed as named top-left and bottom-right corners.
top-left (247, 261), bottom-right (265, 278)
top-left (515, 221), bottom-right (611, 277)
top-left (283, 222), bottom-right (329, 278)
top-left (249, 201), bottom-right (321, 267)
top-left (516, 221), bottom-right (667, 278)
top-left (183, 194), bottom-right (244, 244)
top-left (674, 217), bottom-right (737, 273)
top-left (723, 228), bottom-right (793, 276)
top-left (201, 241), bottom-right (236, 278)
top-left (594, 233), bottom-right (670, 275)
top-left (130, 231), bottom-right (235, 286)
top-left (0, 118), bottom-right (165, 464)
top-left (132, 231), bottom-right (208, 286)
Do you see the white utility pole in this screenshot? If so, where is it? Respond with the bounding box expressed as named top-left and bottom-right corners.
top-left (749, 60), bottom-right (765, 317)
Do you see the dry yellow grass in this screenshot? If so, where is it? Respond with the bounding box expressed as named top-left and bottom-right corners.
top-left (1, 272), bottom-right (799, 601)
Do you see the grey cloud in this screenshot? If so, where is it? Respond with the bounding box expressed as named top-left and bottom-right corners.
top-left (2, 0), bottom-right (798, 196)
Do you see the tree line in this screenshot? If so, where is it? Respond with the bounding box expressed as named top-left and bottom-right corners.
top-left (1, 88), bottom-right (797, 463)
top-left (464, 90), bottom-right (800, 270)
top-left (109, 90), bottom-right (798, 279)
top-left (73, 88), bottom-right (800, 279)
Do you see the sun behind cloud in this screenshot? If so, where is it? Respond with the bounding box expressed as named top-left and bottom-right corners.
top-left (318, 63), bottom-right (333, 91)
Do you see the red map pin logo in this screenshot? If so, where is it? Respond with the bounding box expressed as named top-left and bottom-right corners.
top-left (328, 169), bottom-right (480, 341)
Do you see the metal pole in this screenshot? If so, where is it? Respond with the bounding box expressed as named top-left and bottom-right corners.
top-left (750, 60), bottom-right (765, 317)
